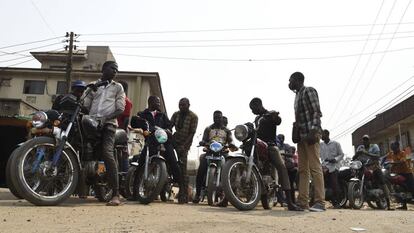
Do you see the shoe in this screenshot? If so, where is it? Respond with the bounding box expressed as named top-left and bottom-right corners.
top-left (396, 204), bottom-right (408, 210)
top-left (106, 196), bottom-right (122, 206)
top-left (192, 195), bottom-right (200, 204)
top-left (288, 203), bottom-right (304, 211)
top-left (217, 199), bottom-right (228, 207)
top-left (178, 196), bottom-right (188, 204)
top-left (309, 203), bottom-right (326, 212)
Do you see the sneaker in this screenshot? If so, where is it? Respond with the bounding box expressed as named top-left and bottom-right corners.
top-left (192, 195), bottom-right (200, 204)
top-left (309, 203), bottom-right (326, 212)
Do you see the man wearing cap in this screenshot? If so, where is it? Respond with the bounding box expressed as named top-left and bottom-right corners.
top-left (356, 134), bottom-right (393, 210)
top-left (84, 61), bottom-right (126, 206)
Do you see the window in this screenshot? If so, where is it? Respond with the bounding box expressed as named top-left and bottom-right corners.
top-left (56, 81), bottom-right (67, 94)
top-left (23, 80), bottom-right (45, 94)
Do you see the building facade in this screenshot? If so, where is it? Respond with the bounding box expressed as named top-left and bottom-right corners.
top-left (352, 94), bottom-right (414, 156)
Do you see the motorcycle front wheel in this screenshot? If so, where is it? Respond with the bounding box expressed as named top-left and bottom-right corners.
top-left (6, 146), bottom-right (24, 199)
top-left (9, 137), bottom-right (79, 206)
top-left (133, 159), bottom-right (167, 204)
top-left (222, 158), bottom-right (262, 211)
top-left (207, 166), bottom-right (224, 206)
top-left (347, 180), bottom-right (364, 209)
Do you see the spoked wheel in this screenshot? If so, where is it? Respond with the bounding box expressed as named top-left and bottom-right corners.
top-left (133, 159), bottom-right (167, 204)
top-left (10, 137), bottom-right (79, 206)
top-left (160, 181), bottom-right (173, 202)
top-left (348, 181), bottom-right (364, 209)
top-left (261, 190), bottom-right (276, 210)
top-left (123, 166), bottom-right (137, 200)
top-left (6, 146), bottom-right (24, 199)
top-left (337, 184), bottom-right (348, 208)
top-left (94, 183), bottom-right (113, 202)
top-left (207, 166), bottom-right (225, 206)
top-left (222, 158), bottom-right (261, 211)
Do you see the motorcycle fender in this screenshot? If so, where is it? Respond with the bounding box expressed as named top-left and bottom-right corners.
top-left (226, 152), bottom-right (249, 162)
top-left (209, 163), bottom-right (218, 168)
top-left (149, 155), bottom-right (166, 163)
top-left (350, 178), bottom-right (360, 182)
top-left (63, 142), bottom-right (82, 169)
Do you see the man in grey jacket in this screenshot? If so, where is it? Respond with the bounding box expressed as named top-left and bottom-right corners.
top-left (84, 61), bottom-right (126, 206)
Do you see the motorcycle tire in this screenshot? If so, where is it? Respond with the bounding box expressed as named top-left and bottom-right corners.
top-left (133, 159), bottom-right (168, 204)
top-left (261, 192), bottom-right (274, 210)
top-left (94, 184), bottom-right (113, 202)
top-left (160, 182), bottom-right (173, 202)
top-left (9, 137), bottom-right (79, 206)
top-left (347, 181), bottom-right (364, 209)
top-left (207, 166), bottom-right (219, 206)
top-left (6, 146), bottom-right (24, 199)
top-left (125, 166), bottom-right (137, 200)
top-left (337, 184), bottom-right (348, 208)
top-left (222, 158), bottom-right (262, 211)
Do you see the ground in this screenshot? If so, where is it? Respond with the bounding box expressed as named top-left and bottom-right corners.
top-left (0, 189), bottom-right (413, 233)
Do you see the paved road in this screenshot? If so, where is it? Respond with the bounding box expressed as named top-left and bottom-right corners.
top-left (0, 188), bottom-right (413, 233)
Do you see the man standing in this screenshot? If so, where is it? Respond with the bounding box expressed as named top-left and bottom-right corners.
top-left (170, 98), bottom-right (198, 203)
top-left (84, 61), bottom-right (126, 206)
top-left (249, 98), bottom-right (300, 211)
top-left (288, 71), bottom-right (325, 212)
top-left (320, 129), bottom-right (344, 208)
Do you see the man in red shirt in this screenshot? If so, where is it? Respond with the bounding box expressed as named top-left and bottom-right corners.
top-left (117, 80), bottom-right (133, 130)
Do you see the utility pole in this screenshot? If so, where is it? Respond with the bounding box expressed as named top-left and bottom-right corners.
top-left (65, 32), bottom-right (74, 94)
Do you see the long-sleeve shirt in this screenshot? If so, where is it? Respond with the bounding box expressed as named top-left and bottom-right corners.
top-left (320, 140), bottom-right (344, 173)
top-left (201, 124), bottom-right (234, 146)
top-left (294, 86), bottom-right (322, 139)
top-left (83, 80), bottom-right (125, 127)
top-left (170, 110), bottom-right (198, 150)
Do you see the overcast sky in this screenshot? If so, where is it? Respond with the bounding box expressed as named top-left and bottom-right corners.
top-left (1, 0), bottom-right (414, 159)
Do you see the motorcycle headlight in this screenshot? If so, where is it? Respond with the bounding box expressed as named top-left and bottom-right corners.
top-left (154, 129), bottom-right (168, 144)
top-left (234, 124), bottom-right (249, 141)
top-left (209, 141), bottom-right (223, 153)
top-left (31, 111), bottom-right (48, 128)
top-left (350, 161), bottom-right (362, 170)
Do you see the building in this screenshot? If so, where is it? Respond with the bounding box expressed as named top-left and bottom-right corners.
top-left (352, 94), bottom-right (414, 156)
top-left (0, 46), bottom-right (166, 187)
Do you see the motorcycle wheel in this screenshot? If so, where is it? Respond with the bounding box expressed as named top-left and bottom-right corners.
top-left (133, 159), bottom-right (168, 204)
top-left (9, 137), bottom-right (79, 206)
top-left (123, 166), bottom-right (136, 200)
top-left (94, 184), bottom-right (113, 202)
top-left (222, 158), bottom-right (262, 211)
top-left (347, 181), bottom-right (364, 209)
top-left (261, 191), bottom-right (275, 210)
top-left (6, 146), bottom-right (24, 199)
top-left (207, 166), bottom-right (223, 206)
top-left (160, 182), bottom-right (173, 202)
top-left (338, 184), bottom-right (348, 208)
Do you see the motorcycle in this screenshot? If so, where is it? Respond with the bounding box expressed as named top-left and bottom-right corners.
top-left (347, 151), bottom-right (389, 209)
top-left (310, 161), bottom-right (350, 208)
top-left (383, 161), bottom-right (414, 207)
top-left (222, 122), bottom-right (278, 210)
top-left (198, 141), bottom-right (228, 206)
top-left (131, 125), bottom-right (169, 204)
top-left (7, 81), bottom-right (130, 205)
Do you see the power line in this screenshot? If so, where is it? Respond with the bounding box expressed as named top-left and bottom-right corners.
top-left (330, 75), bottom-right (414, 132)
top-left (350, 0), bottom-right (413, 116)
top-left (109, 46), bottom-right (414, 62)
top-left (80, 22), bottom-right (414, 36)
top-left (326, 0), bottom-right (386, 127)
top-left (78, 34), bottom-right (414, 48)
top-left (79, 30), bottom-right (414, 43)
top-left (332, 84), bottom-right (414, 140)
top-left (0, 46), bottom-right (63, 63)
top-left (332, 0), bottom-right (397, 128)
top-left (30, 0), bottom-right (56, 36)
top-left (0, 42), bottom-right (64, 57)
top-left (0, 36), bottom-right (63, 50)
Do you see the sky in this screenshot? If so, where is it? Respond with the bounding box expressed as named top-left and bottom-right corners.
top-left (1, 0), bottom-right (414, 159)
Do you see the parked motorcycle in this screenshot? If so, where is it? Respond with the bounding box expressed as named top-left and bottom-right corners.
top-left (310, 161), bottom-right (351, 208)
top-left (132, 126), bottom-right (168, 204)
top-left (7, 81), bottom-right (129, 205)
top-left (347, 151), bottom-right (389, 209)
top-left (198, 141), bottom-right (228, 206)
top-left (383, 161), bottom-right (414, 207)
top-left (222, 122), bottom-right (278, 210)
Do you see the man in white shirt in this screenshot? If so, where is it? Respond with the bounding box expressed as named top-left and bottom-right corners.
top-left (84, 61), bottom-right (126, 206)
top-left (320, 129), bottom-right (344, 208)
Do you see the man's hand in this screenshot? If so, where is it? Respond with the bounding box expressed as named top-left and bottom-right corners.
top-left (306, 128), bottom-right (319, 145)
top-left (229, 144), bottom-right (238, 152)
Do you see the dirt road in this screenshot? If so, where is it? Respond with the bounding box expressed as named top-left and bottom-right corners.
top-left (0, 189), bottom-right (413, 233)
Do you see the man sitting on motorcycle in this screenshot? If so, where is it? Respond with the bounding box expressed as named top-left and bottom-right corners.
top-left (320, 129), bottom-right (344, 208)
top-left (386, 141), bottom-right (414, 210)
top-left (133, 96), bottom-right (185, 203)
top-left (249, 98), bottom-right (301, 211)
top-left (193, 110), bottom-right (237, 204)
top-left (277, 134), bottom-right (298, 205)
top-left (356, 134), bottom-right (393, 210)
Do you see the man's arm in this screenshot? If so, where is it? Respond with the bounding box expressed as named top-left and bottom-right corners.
top-left (184, 114), bottom-right (198, 149)
top-left (334, 141), bottom-right (345, 162)
top-left (200, 127), bottom-right (210, 146)
top-left (82, 87), bottom-right (93, 112)
top-left (106, 85), bottom-right (126, 120)
top-left (305, 87), bottom-right (322, 129)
